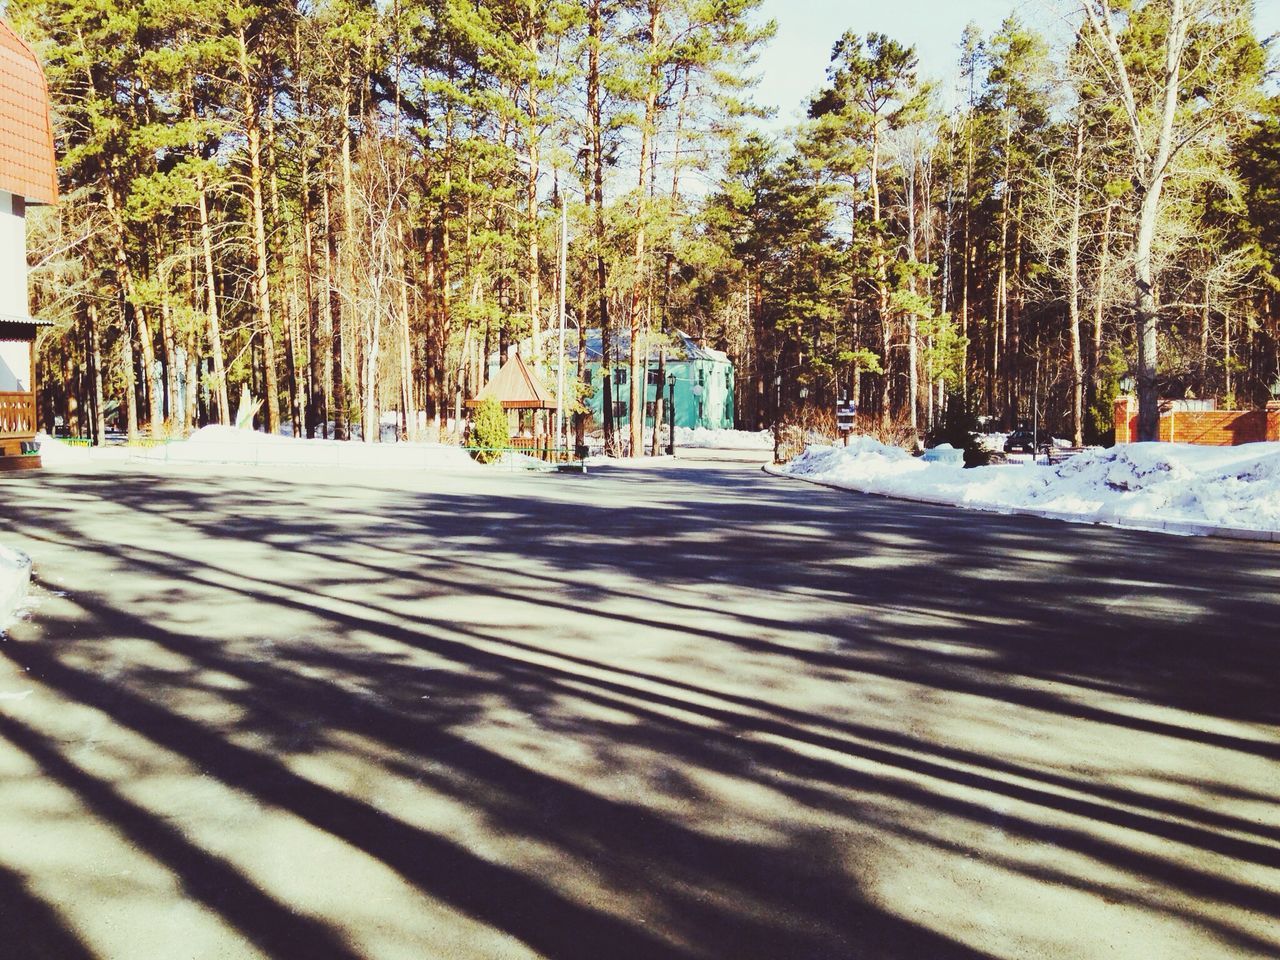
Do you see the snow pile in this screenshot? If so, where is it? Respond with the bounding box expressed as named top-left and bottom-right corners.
top-left (37, 427), bottom-right (559, 473)
top-left (674, 427), bottom-right (774, 450)
top-left (0, 544), bottom-right (31, 632)
top-left (34, 434), bottom-right (94, 465)
top-left (778, 437), bottom-right (1280, 534)
top-left (921, 443), bottom-right (965, 465)
top-left (147, 426), bottom-right (477, 471)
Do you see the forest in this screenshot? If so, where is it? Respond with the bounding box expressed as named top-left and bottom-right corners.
top-left (7, 0), bottom-right (1280, 452)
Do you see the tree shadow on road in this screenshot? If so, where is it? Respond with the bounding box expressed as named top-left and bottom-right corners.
top-left (0, 464), bottom-right (1277, 959)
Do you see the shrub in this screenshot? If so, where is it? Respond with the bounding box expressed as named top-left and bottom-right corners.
top-left (855, 414), bottom-right (919, 451)
top-left (468, 398), bottom-right (510, 463)
top-left (925, 397), bottom-right (990, 468)
top-left (770, 404), bottom-right (919, 463)
top-left (1087, 344), bottom-right (1126, 447)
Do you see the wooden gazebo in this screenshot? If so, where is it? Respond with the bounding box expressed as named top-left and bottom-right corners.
top-left (467, 352), bottom-right (557, 450)
top-left (0, 17), bottom-right (58, 471)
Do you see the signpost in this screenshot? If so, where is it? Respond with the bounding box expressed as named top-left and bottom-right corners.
top-left (836, 399), bottom-right (857, 445)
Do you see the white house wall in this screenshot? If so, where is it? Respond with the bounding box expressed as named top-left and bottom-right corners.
top-left (0, 340), bottom-right (30, 391)
top-left (0, 190), bottom-right (29, 319)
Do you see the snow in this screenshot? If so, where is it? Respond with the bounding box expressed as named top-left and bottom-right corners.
top-left (0, 543), bottom-right (31, 632)
top-left (35, 434), bottom-right (116, 466)
top-left (36, 428), bottom-right (479, 472)
top-left (152, 426), bottom-right (479, 470)
top-left (920, 444), bottom-right (964, 465)
top-left (673, 427), bottom-right (774, 450)
top-left (777, 436), bottom-right (1280, 536)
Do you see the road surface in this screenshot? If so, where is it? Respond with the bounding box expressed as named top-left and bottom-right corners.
top-left (0, 453), bottom-right (1276, 960)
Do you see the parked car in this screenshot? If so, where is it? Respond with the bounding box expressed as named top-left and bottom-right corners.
top-left (1003, 423), bottom-right (1038, 454)
top-left (1004, 423), bottom-right (1062, 456)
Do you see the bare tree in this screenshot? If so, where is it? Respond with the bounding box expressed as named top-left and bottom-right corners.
top-left (1079, 0), bottom-right (1257, 440)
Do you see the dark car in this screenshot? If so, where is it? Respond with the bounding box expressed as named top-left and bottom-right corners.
top-left (1004, 423), bottom-right (1038, 454)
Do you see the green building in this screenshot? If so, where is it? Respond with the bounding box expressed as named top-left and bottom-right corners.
top-left (486, 328), bottom-right (736, 432)
top-left (579, 329), bottom-right (735, 432)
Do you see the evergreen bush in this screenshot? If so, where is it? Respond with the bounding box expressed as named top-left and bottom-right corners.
top-left (469, 398), bottom-right (510, 463)
top-left (925, 397), bottom-right (990, 468)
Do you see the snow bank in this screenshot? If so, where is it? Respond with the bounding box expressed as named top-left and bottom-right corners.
top-left (34, 434), bottom-right (115, 466)
top-left (0, 544), bottom-right (31, 632)
top-left (921, 443), bottom-right (964, 465)
top-left (149, 426), bottom-right (478, 471)
top-left (674, 427), bottom-right (774, 450)
top-left (778, 437), bottom-right (1280, 535)
top-left (37, 428), bottom-right (477, 472)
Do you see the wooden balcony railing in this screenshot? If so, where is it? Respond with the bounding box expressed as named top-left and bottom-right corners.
top-left (0, 391), bottom-right (36, 439)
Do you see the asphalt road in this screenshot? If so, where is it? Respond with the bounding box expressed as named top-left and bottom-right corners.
top-left (0, 453), bottom-right (1277, 960)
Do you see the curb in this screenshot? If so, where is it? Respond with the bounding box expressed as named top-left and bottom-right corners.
top-left (761, 464), bottom-right (1280, 545)
top-left (0, 546), bottom-right (32, 628)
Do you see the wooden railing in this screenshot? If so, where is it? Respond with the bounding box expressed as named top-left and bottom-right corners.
top-left (0, 392), bottom-right (36, 439)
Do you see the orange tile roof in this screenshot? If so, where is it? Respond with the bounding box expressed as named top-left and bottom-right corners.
top-left (0, 18), bottom-right (56, 206)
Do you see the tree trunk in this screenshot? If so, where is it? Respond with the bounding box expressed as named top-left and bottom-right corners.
top-left (872, 123), bottom-right (891, 429)
top-left (102, 181), bottom-right (147, 439)
top-left (1134, 186), bottom-right (1162, 441)
top-left (239, 27), bottom-right (280, 433)
top-left (1089, 201), bottom-right (1112, 417)
top-left (120, 297), bottom-right (138, 440)
top-left (629, 0), bottom-right (662, 455)
top-left (1067, 120), bottom-right (1084, 447)
top-left (88, 302), bottom-right (105, 445)
top-left (1199, 276), bottom-right (1211, 397)
top-left (325, 183), bottom-right (347, 440)
top-left (995, 116), bottom-right (1011, 424)
top-left (196, 179), bottom-right (231, 425)
top-left (266, 106), bottom-right (302, 438)
top-left (341, 55), bottom-right (358, 430)
top-left (526, 4), bottom-right (542, 364)
top-left (588, 0), bottom-right (616, 454)
top-left (906, 153), bottom-right (919, 435)
top-left (961, 119), bottom-right (973, 399)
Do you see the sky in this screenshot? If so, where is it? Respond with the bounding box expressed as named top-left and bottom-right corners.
top-left (752, 0), bottom-right (1280, 128)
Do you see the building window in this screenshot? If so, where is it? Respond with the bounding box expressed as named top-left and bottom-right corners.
top-left (647, 369), bottom-right (661, 386)
top-left (615, 368), bottom-right (628, 386)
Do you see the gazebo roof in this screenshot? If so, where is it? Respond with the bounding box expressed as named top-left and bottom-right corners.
top-left (470, 353), bottom-right (557, 410)
top-left (0, 18), bottom-right (57, 206)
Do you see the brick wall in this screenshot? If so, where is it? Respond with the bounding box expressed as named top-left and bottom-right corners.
top-left (1114, 397), bottom-right (1280, 445)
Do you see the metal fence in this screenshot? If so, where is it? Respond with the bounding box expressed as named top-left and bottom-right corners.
top-left (463, 446), bottom-right (588, 473)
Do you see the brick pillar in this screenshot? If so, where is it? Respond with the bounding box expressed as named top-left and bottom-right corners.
top-left (1114, 395), bottom-right (1135, 444)
top-left (1267, 401), bottom-right (1280, 442)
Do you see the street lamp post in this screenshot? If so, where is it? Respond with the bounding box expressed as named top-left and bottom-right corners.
top-left (773, 374), bottom-right (782, 464)
top-left (666, 373), bottom-right (676, 456)
top-left (1119, 373), bottom-right (1136, 395)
